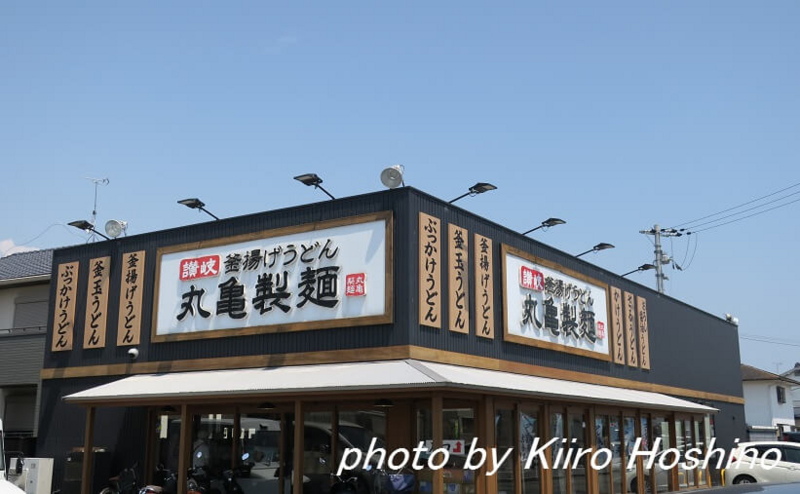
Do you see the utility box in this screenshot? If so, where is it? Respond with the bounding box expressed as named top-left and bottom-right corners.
top-left (8, 458), bottom-right (54, 494)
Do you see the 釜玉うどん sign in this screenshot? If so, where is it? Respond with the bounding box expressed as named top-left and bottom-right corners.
top-left (152, 212), bottom-right (392, 341)
top-left (502, 245), bottom-right (610, 361)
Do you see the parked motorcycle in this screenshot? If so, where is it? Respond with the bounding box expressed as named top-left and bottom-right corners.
top-left (99, 464), bottom-right (140, 494)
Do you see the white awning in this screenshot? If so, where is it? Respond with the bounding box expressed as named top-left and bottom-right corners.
top-left (64, 359), bottom-right (717, 413)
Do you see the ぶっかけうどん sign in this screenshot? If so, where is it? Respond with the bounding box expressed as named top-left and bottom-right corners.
top-left (152, 213), bottom-right (392, 342)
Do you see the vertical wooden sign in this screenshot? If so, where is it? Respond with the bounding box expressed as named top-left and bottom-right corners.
top-left (609, 286), bottom-right (625, 365)
top-left (419, 212), bottom-right (441, 328)
top-left (474, 234), bottom-right (494, 339)
top-left (84, 256), bottom-right (111, 349)
top-left (637, 296), bottom-right (651, 370)
top-left (118, 251), bottom-right (146, 346)
top-left (448, 224), bottom-right (469, 334)
top-left (623, 291), bottom-right (639, 368)
top-left (52, 261), bottom-right (79, 352)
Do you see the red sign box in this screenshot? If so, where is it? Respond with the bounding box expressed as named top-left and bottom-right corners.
top-left (180, 255), bottom-right (221, 281)
top-left (519, 266), bottom-right (545, 291)
top-left (345, 273), bottom-right (366, 296)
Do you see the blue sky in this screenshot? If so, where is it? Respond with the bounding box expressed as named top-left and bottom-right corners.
top-left (1, 1), bottom-right (798, 372)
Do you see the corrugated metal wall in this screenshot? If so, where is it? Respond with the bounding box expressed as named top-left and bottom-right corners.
top-left (42, 187), bottom-right (743, 397)
top-left (44, 189), bottom-right (411, 370)
top-left (408, 190), bottom-right (744, 398)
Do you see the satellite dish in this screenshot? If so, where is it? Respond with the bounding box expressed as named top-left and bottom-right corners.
top-left (104, 219), bottom-right (128, 239)
top-left (380, 165), bottom-right (405, 189)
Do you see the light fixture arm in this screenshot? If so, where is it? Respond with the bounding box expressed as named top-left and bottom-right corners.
top-left (575, 249), bottom-right (594, 258)
top-left (523, 225), bottom-right (545, 235)
top-left (315, 184), bottom-right (336, 200)
top-left (621, 268), bottom-right (639, 277)
top-left (449, 192), bottom-right (471, 204)
top-left (199, 207), bottom-right (220, 221)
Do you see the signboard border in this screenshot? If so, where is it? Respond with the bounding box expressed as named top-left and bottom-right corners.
top-left (501, 244), bottom-right (612, 362)
top-left (151, 211), bottom-right (394, 343)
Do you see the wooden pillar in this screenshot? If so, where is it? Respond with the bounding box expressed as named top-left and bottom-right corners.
top-left (331, 405), bottom-right (339, 469)
top-left (479, 397), bottom-right (497, 494)
top-left (177, 405), bottom-right (192, 494)
top-left (232, 408), bottom-right (241, 469)
top-left (587, 407), bottom-right (597, 494)
top-left (511, 403), bottom-right (521, 494)
top-left (144, 409), bottom-right (155, 484)
top-left (432, 395), bottom-right (443, 494)
top-left (80, 406), bottom-right (95, 494)
top-left (293, 401), bottom-right (304, 494)
top-left (279, 413), bottom-right (287, 494)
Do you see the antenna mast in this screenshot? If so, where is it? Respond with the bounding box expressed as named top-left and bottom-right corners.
top-left (84, 177), bottom-right (109, 241)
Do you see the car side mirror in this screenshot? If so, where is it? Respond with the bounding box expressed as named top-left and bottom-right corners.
top-left (15, 455), bottom-right (25, 475)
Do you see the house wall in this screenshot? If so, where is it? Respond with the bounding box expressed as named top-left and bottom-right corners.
top-left (0, 283), bottom-right (49, 329)
top-left (742, 381), bottom-right (795, 430)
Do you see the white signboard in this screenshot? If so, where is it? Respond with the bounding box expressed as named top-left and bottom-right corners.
top-left (154, 215), bottom-right (390, 340)
top-left (503, 248), bottom-right (609, 360)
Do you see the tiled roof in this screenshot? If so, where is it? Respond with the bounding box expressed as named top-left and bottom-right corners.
top-left (742, 363), bottom-right (800, 386)
top-left (0, 249), bottom-right (53, 281)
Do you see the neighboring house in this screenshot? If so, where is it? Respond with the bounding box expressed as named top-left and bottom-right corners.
top-left (742, 363), bottom-right (799, 440)
top-left (0, 249), bottom-right (52, 456)
top-left (780, 362), bottom-right (800, 427)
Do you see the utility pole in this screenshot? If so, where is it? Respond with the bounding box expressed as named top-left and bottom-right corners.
top-left (639, 224), bottom-right (682, 294)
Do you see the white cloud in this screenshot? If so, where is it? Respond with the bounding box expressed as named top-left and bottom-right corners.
top-left (0, 239), bottom-right (39, 257)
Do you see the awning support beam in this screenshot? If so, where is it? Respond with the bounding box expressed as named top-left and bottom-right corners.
top-left (80, 406), bottom-right (95, 494)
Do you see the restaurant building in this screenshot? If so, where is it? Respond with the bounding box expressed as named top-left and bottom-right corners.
top-left (37, 187), bottom-right (745, 494)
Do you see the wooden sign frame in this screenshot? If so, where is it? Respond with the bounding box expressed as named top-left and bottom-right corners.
top-left (419, 212), bottom-right (442, 329)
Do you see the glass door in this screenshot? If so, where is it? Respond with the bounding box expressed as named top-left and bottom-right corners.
top-left (520, 407), bottom-right (542, 494)
top-left (568, 410), bottom-right (589, 494)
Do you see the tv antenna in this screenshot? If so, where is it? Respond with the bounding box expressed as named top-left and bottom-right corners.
top-left (84, 177), bottom-right (109, 240)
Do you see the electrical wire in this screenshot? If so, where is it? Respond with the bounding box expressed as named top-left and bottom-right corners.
top-left (679, 189), bottom-right (800, 231)
top-left (686, 196), bottom-right (800, 234)
top-left (741, 333), bottom-right (800, 348)
top-left (0, 223), bottom-right (85, 256)
top-left (670, 180), bottom-right (800, 229)
top-left (683, 233), bottom-right (699, 270)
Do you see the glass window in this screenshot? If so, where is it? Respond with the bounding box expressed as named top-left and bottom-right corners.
top-left (595, 416), bottom-right (611, 494)
top-left (652, 416), bottom-right (673, 493)
top-left (338, 409), bottom-right (387, 494)
top-left (153, 411), bottom-right (181, 491)
top-left (781, 446), bottom-right (800, 464)
top-left (190, 413), bottom-right (234, 491)
top-left (238, 413), bottom-right (288, 494)
top-left (569, 413), bottom-right (588, 494)
top-left (415, 406), bottom-right (433, 494)
top-left (550, 412), bottom-right (566, 494)
top-left (623, 416), bottom-right (637, 494)
top-left (610, 416), bottom-right (624, 494)
top-left (640, 416), bottom-right (652, 494)
top-left (303, 411), bottom-right (333, 494)
top-left (495, 409), bottom-right (515, 494)
top-left (442, 407), bottom-right (477, 494)
top-left (519, 410), bottom-right (541, 494)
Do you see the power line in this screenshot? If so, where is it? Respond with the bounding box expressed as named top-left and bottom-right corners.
top-left (686, 196), bottom-right (800, 234)
top-left (684, 233), bottom-right (699, 270)
top-left (679, 189), bottom-right (800, 231)
top-left (671, 180), bottom-right (800, 229)
top-left (741, 333), bottom-right (800, 348)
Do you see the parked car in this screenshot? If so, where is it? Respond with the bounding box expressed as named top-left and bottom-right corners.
top-left (726, 441), bottom-right (800, 485)
top-left (693, 482), bottom-right (800, 492)
top-left (781, 431), bottom-right (800, 443)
